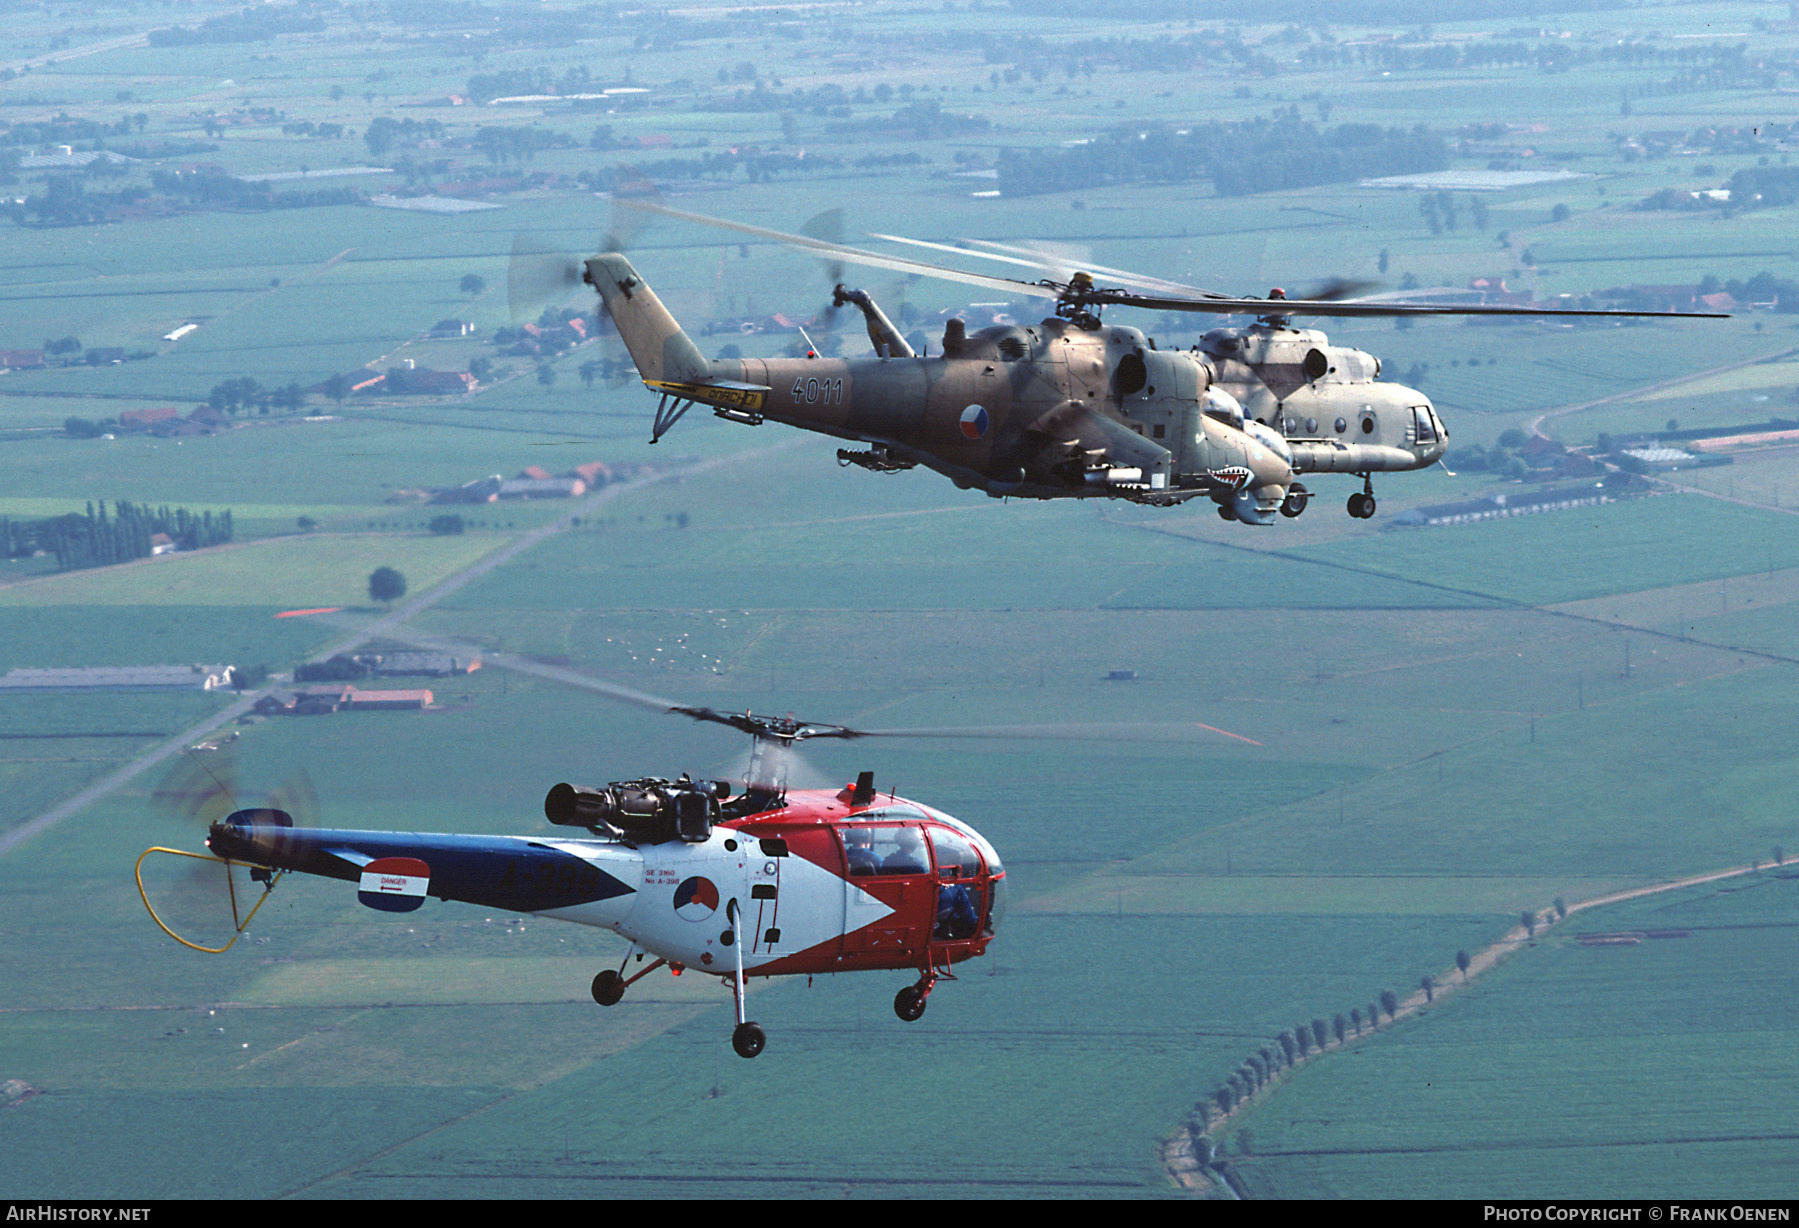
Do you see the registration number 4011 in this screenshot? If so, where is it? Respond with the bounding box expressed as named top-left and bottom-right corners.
top-left (792, 377), bottom-right (844, 405)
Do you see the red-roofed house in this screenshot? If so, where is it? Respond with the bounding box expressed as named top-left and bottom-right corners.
top-left (347, 688), bottom-right (433, 710)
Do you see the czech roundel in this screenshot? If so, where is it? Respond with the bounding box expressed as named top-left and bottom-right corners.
top-left (358, 857), bottom-right (430, 912)
top-left (673, 876), bottom-right (719, 921)
top-left (958, 404), bottom-right (989, 440)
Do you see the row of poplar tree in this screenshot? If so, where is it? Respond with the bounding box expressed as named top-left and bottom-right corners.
top-left (0, 501), bottom-right (232, 571)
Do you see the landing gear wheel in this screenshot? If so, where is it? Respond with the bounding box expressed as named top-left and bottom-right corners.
top-left (1348, 492), bottom-right (1376, 519)
top-left (1280, 485), bottom-right (1309, 518)
top-left (591, 970), bottom-right (624, 1006)
top-left (1216, 502), bottom-right (1235, 522)
top-left (732, 1021), bottom-right (766, 1059)
top-left (894, 985), bottom-right (928, 1022)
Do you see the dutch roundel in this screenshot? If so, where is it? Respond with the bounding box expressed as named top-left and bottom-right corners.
top-left (673, 876), bottom-right (719, 921)
top-left (958, 404), bottom-right (989, 440)
top-left (358, 857), bottom-right (430, 912)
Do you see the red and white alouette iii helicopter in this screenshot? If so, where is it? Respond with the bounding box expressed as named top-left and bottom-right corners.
top-left (140, 707), bottom-right (1005, 1059)
top-left (583, 202), bottom-right (1723, 523)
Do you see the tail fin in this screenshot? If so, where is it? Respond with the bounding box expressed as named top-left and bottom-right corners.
top-left (584, 253), bottom-right (716, 385)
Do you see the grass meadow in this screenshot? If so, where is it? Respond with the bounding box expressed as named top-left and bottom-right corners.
top-left (8, 446), bottom-right (1796, 1196)
top-left (4, 0), bottom-right (1799, 1200)
top-left (1218, 873), bottom-right (1799, 1199)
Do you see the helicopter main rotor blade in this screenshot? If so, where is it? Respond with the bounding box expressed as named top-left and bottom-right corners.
top-left (867, 232), bottom-right (1077, 278)
top-left (671, 706), bottom-right (868, 743)
top-left (622, 200), bottom-right (1727, 321)
top-left (289, 611), bottom-right (690, 715)
top-left (1086, 286), bottom-right (1730, 320)
top-left (617, 200), bottom-right (1065, 304)
top-left (278, 614), bottom-right (1267, 755)
top-left (852, 720), bottom-right (1264, 746)
top-left (938, 237), bottom-right (1382, 307)
top-left (874, 232), bottom-right (1221, 299)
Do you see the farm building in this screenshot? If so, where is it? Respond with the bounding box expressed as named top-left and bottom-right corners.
top-left (348, 688), bottom-right (433, 710)
top-left (369, 652), bottom-right (479, 677)
top-left (1620, 445), bottom-right (1701, 470)
top-left (118, 406), bottom-right (181, 432)
top-left (499, 476), bottom-right (585, 499)
top-left (254, 686), bottom-right (433, 714)
top-left (433, 475), bottom-right (502, 504)
top-left (1391, 484), bottom-right (1615, 528)
top-left (0, 664), bottom-right (235, 691)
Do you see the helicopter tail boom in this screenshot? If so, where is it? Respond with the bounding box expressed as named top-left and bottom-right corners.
top-left (204, 820), bottom-right (639, 919)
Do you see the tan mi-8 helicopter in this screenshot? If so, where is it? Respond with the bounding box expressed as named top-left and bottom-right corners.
top-left (582, 203), bottom-right (1722, 524)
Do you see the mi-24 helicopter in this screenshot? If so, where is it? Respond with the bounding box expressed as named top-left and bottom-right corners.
top-left (587, 202), bottom-right (1723, 523)
top-left (140, 705), bottom-right (1009, 1060)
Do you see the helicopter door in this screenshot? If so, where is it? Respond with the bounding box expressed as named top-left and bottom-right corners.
top-left (926, 826), bottom-right (986, 945)
top-left (838, 823), bottom-right (934, 962)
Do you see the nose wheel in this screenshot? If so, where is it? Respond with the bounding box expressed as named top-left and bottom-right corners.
top-left (1346, 476), bottom-right (1377, 519)
top-left (894, 971), bottom-right (939, 1022)
top-left (894, 985), bottom-right (928, 1021)
top-left (1280, 483), bottom-right (1309, 518)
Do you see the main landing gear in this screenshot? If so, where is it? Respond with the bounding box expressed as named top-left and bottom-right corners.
top-left (594, 958), bottom-right (768, 1058)
top-left (722, 898), bottom-right (766, 1059)
top-left (731, 1020), bottom-right (767, 1059)
top-left (1346, 474), bottom-right (1378, 520)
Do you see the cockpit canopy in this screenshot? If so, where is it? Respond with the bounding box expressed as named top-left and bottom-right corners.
top-left (839, 814), bottom-right (1006, 941)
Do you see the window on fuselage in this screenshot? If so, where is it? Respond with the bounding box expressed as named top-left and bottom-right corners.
top-left (843, 824), bottom-right (931, 877)
top-left (927, 826), bottom-right (981, 880)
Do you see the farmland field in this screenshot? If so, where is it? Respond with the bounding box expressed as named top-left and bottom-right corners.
top-left (1218, 872), bottom-right (1799, 1199)
top-left (4, 0), bottom-right (1799, 1202)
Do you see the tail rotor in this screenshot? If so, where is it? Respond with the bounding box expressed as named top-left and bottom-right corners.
top-left (137, 748), bottom-right (314, 952)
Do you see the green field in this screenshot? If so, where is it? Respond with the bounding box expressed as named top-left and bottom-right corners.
top-left (1217, 872), bottom-right (1799, 1199)
top-left (4, 0), bottom-right (1799, 1202)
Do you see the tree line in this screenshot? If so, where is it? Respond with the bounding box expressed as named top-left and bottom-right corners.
top-left (146, 6), bottom-right (327, 46)
top-left (996, 114), bottom-right (1448, 199)
top-left (1, 501), bottom-right (232, 571)
top-left (1190, 899), bottom-right (1574, 1167)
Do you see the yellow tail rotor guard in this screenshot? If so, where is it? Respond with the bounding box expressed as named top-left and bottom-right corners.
top-left (135, 846), bottom-right (284, 954)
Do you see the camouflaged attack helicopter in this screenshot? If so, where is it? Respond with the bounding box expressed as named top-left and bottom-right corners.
top-left (584, 205), bottom-right (1723, 524)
